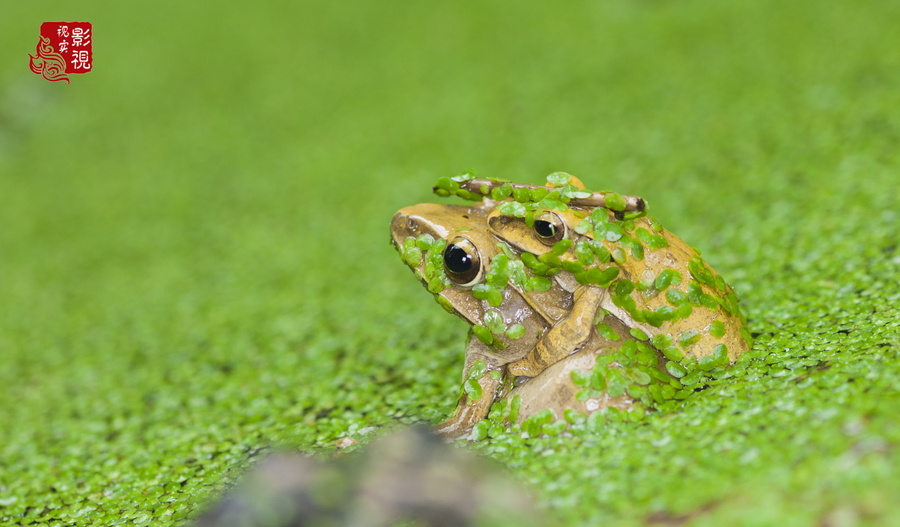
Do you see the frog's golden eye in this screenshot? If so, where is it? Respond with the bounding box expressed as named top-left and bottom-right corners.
top-left (443, 237), bottom-right (482, 286)
top-left (533, 213), bottom-right (565, 245)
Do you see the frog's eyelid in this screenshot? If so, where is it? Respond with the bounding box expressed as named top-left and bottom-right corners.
top-left (534, 212), bottom-right (567, 244)
top-left (444, 236), bottom-right (484, 287)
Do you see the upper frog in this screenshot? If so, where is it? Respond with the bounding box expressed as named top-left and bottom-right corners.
top-left (391, 172), bottom-right (751, 439)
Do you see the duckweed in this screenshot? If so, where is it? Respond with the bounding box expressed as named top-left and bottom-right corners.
top-left (506, 324), bottom-right (526, 340)
top-left (597, 323), bottom-right (622, 342)
top-left (630, 328), bottom-right (650, 341)
top-left (710, 320), bottom-right (726, 338)
top-left (604, 193), bottom-right (627, 212)
top-left (655, 269), bottom-right (683, 290)
top-left (5, 1), bottom-right (900, 526)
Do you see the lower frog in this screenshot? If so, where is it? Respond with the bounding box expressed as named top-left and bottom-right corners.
top-left (391, 172), bottom-right (751, 439)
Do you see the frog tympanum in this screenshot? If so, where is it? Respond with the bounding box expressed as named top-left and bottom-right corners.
top-left (391, 173), bottom-right (751, 439)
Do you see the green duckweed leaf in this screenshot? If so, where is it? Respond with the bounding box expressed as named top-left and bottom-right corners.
top-left (715, 274), bottom-right (727, 291)
top-left (547, 172), bottom-right (571, 186)
top-left (585, 266), bottom-right (620, 286)
top-left (589, 241), bottom-right (612, 262)
top-left (520, 252), bottom-right (540, 268)
top-left (473, 325), bottom-right (493, 345)
top-left (435, 176), bottom-right (459, 192)
top-left (527, 276), bottom-right (553, 291)
top-left (697, 355), bottom-right (717, 371)
top-left (626, 385), bottom-right (645, 398)
top-left (575, 241), bottom-right (595, 264)
top-left (648, 235), bottom-right (668, 250)
top-left (508, 394), bottom-right (521, 423)
top-left (631, 243), bottom-right (644, 260)
top-left (570, 369), bottom-right (590, 387)
top-left (612, 279), bottom-right (635, 298)
top-left (470, 420), bottom-right (489, 441)
top-left (598, 223), bottom-right (624, 242)
top-left (497, 201), bottom-right (527, 217)
top-left (497, 242), bottom-right (516, 260)
top-left (531, 187), bottom-right (549, 202)
top-left (630, 328), bottom-right (649, 341)
top-left (575, 220), bottom-right (593, 235)
top-left (666, 288), bottom-right (688, 306)
top-left (564, 409), bottom-right (586, 425)
top-left (513, 187), bottom-right (532, 203)
top-left (538, 252), bottom-right (562, 268)
top-left (687, 281), bottom-right (703, 305)
top-left (506, 323), bottom-right (525, 340)
top-left (632, 370), bottom-right (652, 386)
top-left (666, 361), bottom-right (688, 378)
top-left (607, 378), bottom-right (626, 397)
top-left (635, 227), bottom-right (653, 244)
top-left (591, 207), bottom-right (609, 224)
top-left (416, 234), bottom-right (434, 251)
top-left (522, 409), bottom-right (554, 437)
top-left (651, 334), bottom-right (673, 348)
top-left (700, 293), bottom-right (719, 311)
top-left (435, 294), bottom-right (455, 313)
top-left (655, 305), bottom-right (677, 321)
top-left (491, 183), bottom-right (513, 200)
top-left (663, 345), bottom-right (683, 361)
top-left (710, 320), bottom-right (726, 338)
top-left (472, 284), bottom-right (493, 300)
top-left (487, 290), bottom-right (503, 307)
top-left (552, 239), bottom-right (574, 255)
top-left (714, 343), bottom-right (729, 364)
top-left (679, 329), bottom-right (702, 348)
top-left (562, 260), bottom-right (584, 273)
top-left (597, 323), bottom-right (622, 342)
top-left (427, 276), bottom-right (443, 293)
top-left (655, 269), bottom-right (683, 291)
top-left (543, 419), bottom-right (568, 436)
top-left (465, 378), bottom-right (483, 401)
top-left (605, 192), bottom-right (627, 211)
top-left (483, 310), bottom-right (505, 334)
top-left (468, 360), bottom-right (487, 379)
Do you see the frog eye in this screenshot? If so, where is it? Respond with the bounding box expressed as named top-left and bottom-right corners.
top-left (443, 237), bottom-right (482, 286)
top-left (533, 212), bottom-right (566, 245)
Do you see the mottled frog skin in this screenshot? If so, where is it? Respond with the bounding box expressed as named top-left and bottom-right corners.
top-left (391, 173), bottom-right (751, 439)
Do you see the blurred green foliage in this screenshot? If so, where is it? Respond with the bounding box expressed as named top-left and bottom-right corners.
top-left (1, 0), bottom-right (899, 525)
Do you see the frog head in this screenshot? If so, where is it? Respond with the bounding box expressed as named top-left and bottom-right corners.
top-left (390, 199), bottom-right (559, 364)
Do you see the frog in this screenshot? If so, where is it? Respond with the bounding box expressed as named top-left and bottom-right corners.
top-left (390, 172), bottom-right (751, 439)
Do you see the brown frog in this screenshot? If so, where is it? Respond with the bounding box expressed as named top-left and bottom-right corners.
top-left (390, 173), bottom-right (750, 439)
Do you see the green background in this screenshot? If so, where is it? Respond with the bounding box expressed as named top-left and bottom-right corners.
top-left (2, 0), bottom-right (899, 525)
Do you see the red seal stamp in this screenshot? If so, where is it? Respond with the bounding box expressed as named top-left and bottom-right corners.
top-left (29, 22), bottom-right (93, 84)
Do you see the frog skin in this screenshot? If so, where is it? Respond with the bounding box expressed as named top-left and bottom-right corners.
top-left (391, 173), bottom-right (751, 439)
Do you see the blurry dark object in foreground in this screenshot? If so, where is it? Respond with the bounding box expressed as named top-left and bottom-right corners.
top-left (193, 427), bottom-right (541, 527)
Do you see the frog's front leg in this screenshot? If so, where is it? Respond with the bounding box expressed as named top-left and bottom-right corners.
top-left (434, 338), bottom-right (505, 440)
top-left (507, 285), bottom-right (606, 378)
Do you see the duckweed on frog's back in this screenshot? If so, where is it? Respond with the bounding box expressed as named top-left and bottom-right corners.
top-left (390, 172), bottom-right (751, 439)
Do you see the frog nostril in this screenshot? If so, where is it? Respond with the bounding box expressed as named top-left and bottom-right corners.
top-left (391, 212), bottom-right (412, 236)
